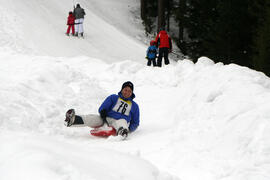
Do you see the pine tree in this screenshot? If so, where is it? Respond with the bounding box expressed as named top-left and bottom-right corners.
top-left (173, 0), bottom-right (187, 55)
top-left (252, 1), bottom-right (270, 76)
top-left (184, 0), bottom-right (218, 60)
top-left (140, 0), bottom-right (157, 34)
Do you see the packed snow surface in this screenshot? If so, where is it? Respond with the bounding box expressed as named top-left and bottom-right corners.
top-left (1, 0), bottom-right (270, 180)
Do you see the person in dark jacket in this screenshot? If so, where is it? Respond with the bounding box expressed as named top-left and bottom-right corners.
top-left (146, 40), bottom-right (158, 66)
top-left (155, 28), bottom-right (172, 67)
top-left (66, 11), bottom-right (75, 36)
top-left (64, 81), bottom-right (140, 139)
top-left (73, 4), bottom-right (86, 37)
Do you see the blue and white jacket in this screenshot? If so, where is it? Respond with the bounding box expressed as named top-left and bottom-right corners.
top-left (98, 92), bottom-right (140, 132)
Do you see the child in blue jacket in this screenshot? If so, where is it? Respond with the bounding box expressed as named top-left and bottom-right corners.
top-left (146, 40), bottom-right (158, 66)
top-left (65, 81), bottom-right (140, 139)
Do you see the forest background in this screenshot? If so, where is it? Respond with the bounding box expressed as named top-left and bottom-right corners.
top-left (141, 0), bottom-right (270, 76)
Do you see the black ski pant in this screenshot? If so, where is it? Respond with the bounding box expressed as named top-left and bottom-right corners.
top-left (157, 48), bottom-right (170, 67)
top-left (147, 58), bottom-right (156, 67)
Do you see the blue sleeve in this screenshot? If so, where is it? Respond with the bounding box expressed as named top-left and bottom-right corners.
top-left (129, 103), bottom-right (140, 132)
top-left (146, 47), bottom-right (150, 56)
top-left (98, 95), bottom-right (116, 113)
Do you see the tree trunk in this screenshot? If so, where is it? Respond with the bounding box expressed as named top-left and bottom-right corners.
top-left (166, 0), bottom-right (171, 32)
top-left (158, 0), bottom-right (165, 32)
top-left (141, 0), bottom-right (146, 20)
top-left (179, 0), bottom-right (186, 54)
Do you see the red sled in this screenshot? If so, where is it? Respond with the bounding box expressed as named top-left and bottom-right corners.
top-left (90, 125), bottom-right (117, 137)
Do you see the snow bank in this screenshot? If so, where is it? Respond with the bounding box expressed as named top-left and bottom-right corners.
top-left (1, 52), bottom-right (270, 180)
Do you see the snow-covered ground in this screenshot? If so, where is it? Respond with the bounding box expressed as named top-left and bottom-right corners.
top-left (1, 1), bottom-right (270, 180)
top-left (0, 0), bottom-right (146, 61)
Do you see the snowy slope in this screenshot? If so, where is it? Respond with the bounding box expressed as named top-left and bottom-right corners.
top-left (1, 1), bottom-right (270, 180)
top-left (0, 0), bottom-right (146, 62)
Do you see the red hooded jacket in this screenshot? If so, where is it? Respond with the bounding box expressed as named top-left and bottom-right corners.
top-left (67, 14), bottom-right (75, 25)
top-left (155, 30), bottom-right (172, 50)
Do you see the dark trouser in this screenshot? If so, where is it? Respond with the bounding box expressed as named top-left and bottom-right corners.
top-left (157, 48), bottom-right (170, 67)
top-left (147, 58), bottom-right (156, 66)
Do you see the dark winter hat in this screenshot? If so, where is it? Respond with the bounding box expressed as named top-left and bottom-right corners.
top-left (121, 81), bottom-right (134, 91)
top-left (159, 27), bottom-right (165, 31)
top-left (69, 11), bottom-right (73, 14)
top-left (76, 4), bottom-right (81, 8)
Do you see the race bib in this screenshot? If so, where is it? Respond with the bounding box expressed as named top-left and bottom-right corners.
top-left (112, 98), bottom-right (132, 116)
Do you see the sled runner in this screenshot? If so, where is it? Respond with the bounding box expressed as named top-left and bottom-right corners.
top-left (90, 124), bottom-right (117, 137)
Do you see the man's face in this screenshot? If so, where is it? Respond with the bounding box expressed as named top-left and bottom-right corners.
top-left (121, 86), bottom-right (132, 99)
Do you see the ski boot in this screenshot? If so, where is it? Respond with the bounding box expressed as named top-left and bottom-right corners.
top-left (65, 109), bottom-right (75, 127)
top-left (117, 127), bottom-right (128, 139)
top-left (74, 32), bottom-right (78, 37)
top-left (80, 32), bottom-right (84, 37)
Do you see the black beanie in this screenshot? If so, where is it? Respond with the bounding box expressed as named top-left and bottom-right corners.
top-left (121, 81), bottom-right (134, 91)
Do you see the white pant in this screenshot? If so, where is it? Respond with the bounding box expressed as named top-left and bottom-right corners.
top-left (75, 18), bottom-right (84, 34)
top-left (75, 114), bottom-right (129, 132)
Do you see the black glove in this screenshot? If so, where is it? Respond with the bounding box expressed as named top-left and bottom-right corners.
top-left (100, 109), bottom-right (107, 120)
top-left (117, 127), bottom-right (128, 138)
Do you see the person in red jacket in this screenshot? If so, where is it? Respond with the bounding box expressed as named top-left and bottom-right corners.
top-left (66, 11), bottom-right (75, 36)
top-left (155, 28), bottom-right (172, 67)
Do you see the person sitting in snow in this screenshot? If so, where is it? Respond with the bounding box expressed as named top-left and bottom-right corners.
top-left (154, 27), bottom-right (172, 67)
top-left (146, 40), bottom-right (158, 67)
top-left (73, 4), bottom-right (86, 37)
top-left (64, 81), bottom-right (140, 139)
top-left (66, 11), bottom-right (75, 36)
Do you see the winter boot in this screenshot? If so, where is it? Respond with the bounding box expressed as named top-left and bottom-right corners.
top-left (117, 127), bottom-right (128, 139)
top-left (80, 32), bottom-right (84, 37)
top-left (75, 32), bottom-right (78, 37)
top-left (65, 33), bottom-right (69, 36)
top-left (65, 109), bottom-right (75, 127)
